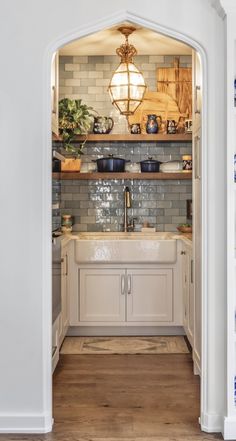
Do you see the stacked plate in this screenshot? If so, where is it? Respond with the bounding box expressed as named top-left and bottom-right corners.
top-left (160, 161), bottom-right (183, 173)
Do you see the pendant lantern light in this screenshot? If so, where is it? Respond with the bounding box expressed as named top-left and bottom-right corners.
top-left (108, 26), bottom-right (147, 116)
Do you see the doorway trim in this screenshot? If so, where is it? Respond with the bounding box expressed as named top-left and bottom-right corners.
top-left (43, 9), bottom-right (209, 434)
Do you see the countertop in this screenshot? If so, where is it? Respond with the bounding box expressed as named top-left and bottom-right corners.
top-left (60, 231), bottom-right (192, 246)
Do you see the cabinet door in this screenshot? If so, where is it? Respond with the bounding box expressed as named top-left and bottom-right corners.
top-left (181, 246), bottom-right (194, 346)
top-left (193, 134), bottom-right (201, 372)
top-left (61, 249), bottom-right (69, 341)
top-left (51, 51), bottom-right (59, 135)
top-left (79, 269), bottom-right (126, 322)
top-left (182, 248), bottom-right (189, 331)
top-left (126, 269), bottom-right (173, 322)
top-left (188, 254), bottom-right (194, 345)
top-left (192, 50), bottom-right (202, 134)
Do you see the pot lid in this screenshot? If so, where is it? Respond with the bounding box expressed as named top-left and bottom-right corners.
top-left (140, 156), bottom-right (160, 164)
top-left (162, 160), bottom-right (182, 164)
top-left (97, 154), bottom-right (125, 161)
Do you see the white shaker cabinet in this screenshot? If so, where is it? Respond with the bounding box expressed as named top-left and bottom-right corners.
top-left (79, 269), bottom-right (126, 322)
top-left (126, 269), bottom-right (173, 322)
top-left (181, 242), bottom-right (200, 375)
top-left (192, 48), bottom-right (202, 376)
top-left (60, 244), bottom-right (69, 344)
top-left (181, 243), bottom-right (194, 346)
top-left (79, 267), bottom-right (173, 324)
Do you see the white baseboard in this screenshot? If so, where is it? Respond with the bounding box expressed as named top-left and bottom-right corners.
top-left (223, 416), bottom-right (236, 440)
top-left (67, 325), bottom-right (185, 336)
top-left (200, 412), bottom-right (223, 434)
top-left (0, 414), bottom-right (53, 433)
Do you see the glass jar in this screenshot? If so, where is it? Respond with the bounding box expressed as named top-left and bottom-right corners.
top-left (182, 155), bottom-right (192, 171)
top-left (61, 214), bottom-right (73, 233)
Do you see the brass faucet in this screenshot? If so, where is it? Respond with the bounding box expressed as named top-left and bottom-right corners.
top-left (124, 186), bottom-right (131, 232)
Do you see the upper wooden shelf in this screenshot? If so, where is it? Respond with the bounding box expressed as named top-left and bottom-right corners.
top-left (52, 172), bottom-right (192, 181)
top-left (52, 133), bottom-right (192, 143)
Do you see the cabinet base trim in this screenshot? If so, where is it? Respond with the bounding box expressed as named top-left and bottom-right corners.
top-left (67, 326), bottom-right (185, 336)
top-left (200, 412), bottom-right (222, 434)
top-left (0, 414), bottom-right (53, 434)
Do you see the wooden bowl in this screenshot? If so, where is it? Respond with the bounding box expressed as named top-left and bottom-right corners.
top-left (177, 226), bottom-right (192, 233)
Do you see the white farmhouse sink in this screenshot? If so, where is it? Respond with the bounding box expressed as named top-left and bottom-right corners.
top-left (75, 232), bottom-right (177, 264)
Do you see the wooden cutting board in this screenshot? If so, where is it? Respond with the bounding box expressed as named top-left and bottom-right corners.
top-left (128, 90), bottom-right (181, 134)
top-left (157, 65), bottom-right (192, 116)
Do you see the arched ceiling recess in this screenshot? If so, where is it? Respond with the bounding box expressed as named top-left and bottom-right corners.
top-left (59, 23), bottom-right (192, 56)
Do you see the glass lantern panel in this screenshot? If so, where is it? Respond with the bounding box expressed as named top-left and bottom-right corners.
top-left (129, 85), bottom-right (145, 100)
top-left (115, 62), bottom-right (128, 73)
top-left (110, 71), bottom-right (128, 86)
top-left (129, 100), bottom-right (140, 112)
top-left (111, 85), bottom-right (128, 101)
top-left (117, 100), bottom-right (128, 113)
top-left (129, 71), bottom-right (146, 86)
top-left (128, 62), bottom-right (139, 73)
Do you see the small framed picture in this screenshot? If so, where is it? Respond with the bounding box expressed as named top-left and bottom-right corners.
top-left (187, 199), bottom-right (192, 220)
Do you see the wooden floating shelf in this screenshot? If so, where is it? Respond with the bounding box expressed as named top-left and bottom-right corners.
top-left (52, 172), bottom-right (192, 181)
top-left (52, 133), bottom-right (192, 143)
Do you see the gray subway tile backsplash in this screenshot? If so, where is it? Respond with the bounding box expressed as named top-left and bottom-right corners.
top-left (53, 140), bottom-right (192, 232)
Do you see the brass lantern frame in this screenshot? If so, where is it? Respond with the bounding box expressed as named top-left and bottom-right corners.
top-left (108, 26), bottom-right (147, 116)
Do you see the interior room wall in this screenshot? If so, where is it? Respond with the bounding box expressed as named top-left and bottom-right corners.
top-left (59, 54), bottom-right (192, 117)
top-left (0, 0), bottom-right (226, 434)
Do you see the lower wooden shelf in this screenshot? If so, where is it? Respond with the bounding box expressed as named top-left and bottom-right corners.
top-left (52, 172), bottom-right (192, 180)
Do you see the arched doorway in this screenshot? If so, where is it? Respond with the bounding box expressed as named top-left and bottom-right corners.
top-left (44, 10), bottom-right (208, 435)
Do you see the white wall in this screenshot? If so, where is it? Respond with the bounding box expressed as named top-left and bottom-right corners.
top-left (0, 0), bottom-right (226, 435)
top-left (219, 1), bottom-right (236, 439)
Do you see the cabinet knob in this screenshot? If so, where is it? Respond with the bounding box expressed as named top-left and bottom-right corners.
top-left (181, 250), bottom-right (186, 255)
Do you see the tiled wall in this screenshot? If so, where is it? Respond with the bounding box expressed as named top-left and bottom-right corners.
top-left (59, 55), bottom-right (192, 118)
top-left (53, 141), bottom-right (192, 232)
top-left (54, 54), bottom-right (192, 233)
top-left (52, 180), bottom-right (61, 231)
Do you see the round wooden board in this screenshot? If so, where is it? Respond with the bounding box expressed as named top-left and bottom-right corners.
top-left (128, 90), bottom-right (181, 134)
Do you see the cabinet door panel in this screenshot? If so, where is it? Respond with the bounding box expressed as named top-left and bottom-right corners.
top-left (182, 250), bottom-right (189, 330)
top-left (61, 251), bottom-right (69, 339)
top-left (51, 51), bottom-right (59, 135)
top-left (80, 269), bottom-right (125, 322)
top-left (127, 269), bottom-right (173, 322)
top-left (188, 256), bottom-right (194, 344)
top-left (192, 50), bottom-right (202, 134)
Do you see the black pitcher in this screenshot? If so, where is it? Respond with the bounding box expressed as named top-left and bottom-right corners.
top-left (93, 116), bottom-right (114, 134)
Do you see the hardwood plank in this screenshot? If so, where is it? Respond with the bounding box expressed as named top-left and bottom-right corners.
top-left (0, 353), bottom-right (223, 441)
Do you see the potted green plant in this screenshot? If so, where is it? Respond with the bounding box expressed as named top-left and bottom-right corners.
top-left (59, 98), bottom-right (95, 171)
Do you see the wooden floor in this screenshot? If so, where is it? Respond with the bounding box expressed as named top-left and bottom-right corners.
top-left (0, 352), bottom-right (223, 441)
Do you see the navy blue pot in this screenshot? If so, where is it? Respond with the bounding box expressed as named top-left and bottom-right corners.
top-left (140, 157), bottom-right (162, 172)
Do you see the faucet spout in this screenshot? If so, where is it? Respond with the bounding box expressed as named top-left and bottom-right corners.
top-left (124, 186), bottom-right (131, 232)
top-left (125, 186), bottom-right (131, 208)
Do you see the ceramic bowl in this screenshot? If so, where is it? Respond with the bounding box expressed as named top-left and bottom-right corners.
top-left (177, 226), bottom-right (192, 233)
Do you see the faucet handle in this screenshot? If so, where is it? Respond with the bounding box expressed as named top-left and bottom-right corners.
top-left (128, 217), bottom-right (137, 231)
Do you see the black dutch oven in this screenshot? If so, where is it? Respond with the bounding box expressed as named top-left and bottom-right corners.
top-left (93, 154), bottom-right (130, 172)
top-left (140, 157), bottom-right (162, 173)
